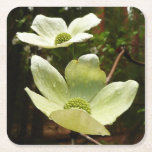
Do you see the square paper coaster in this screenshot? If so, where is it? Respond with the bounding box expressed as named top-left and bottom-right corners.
top-left (0, 0), bottom-right (152, 152)
top-left (7, 7), bottom-right (145, 145)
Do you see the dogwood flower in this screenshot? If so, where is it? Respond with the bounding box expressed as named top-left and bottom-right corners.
top-left (25, 54), bottom-right (139, 135)
top-left (16, 13), bottom-right (101, 48)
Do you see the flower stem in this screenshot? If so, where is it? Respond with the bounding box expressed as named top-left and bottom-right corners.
top-left (79, 133), bottom-right (101, 145)
top-left (71, 137), bottom-right (75, 145)
top-left (106, 46), bottom-right (125, 84)
top-left (71, 44), bottom-right (75, 59)
top-left (70, 131), bottom-right (76, 145)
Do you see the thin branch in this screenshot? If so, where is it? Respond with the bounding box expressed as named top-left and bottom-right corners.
top-left (106, 47), bottom-right (125, 84)
top-left (70, 131), bottom-right (76, 145)
top-left (80, 133), bottom-right (101, 145)
top-left (124, 51), bottom-right (145, 66)
top-left (71, 137), bottom-right (75, 145)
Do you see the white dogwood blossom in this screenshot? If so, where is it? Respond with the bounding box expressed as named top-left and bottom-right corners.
top-left (25, 54), bottom-right (139, 135)
top-left (17, 13), bottom-right (101, 48)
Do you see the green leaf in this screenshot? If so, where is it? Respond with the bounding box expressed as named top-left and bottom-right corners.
top-left (116, 38), bottom-right (127, 47)
top-left (137, 108), bottom-right (145, 113)
top-left (108, 48), bottom-right (115, 54)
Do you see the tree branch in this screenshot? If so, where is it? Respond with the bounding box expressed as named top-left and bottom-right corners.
top-left (79, 133), bottom-right (101, 145)
top-left (106, 47), bottom-right (125, 84)
top-left (70, 131), bottom-right (76, 145)
top-left (124, 51), bottom-right (145, 66)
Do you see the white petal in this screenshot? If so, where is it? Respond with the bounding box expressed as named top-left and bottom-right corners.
top-left (91, 80), bottom-right (139, 125)
top-left (69, 33), bottom-right (93, 43)
top-left (31, 55), bottom-right (69, 106)
top-left (57, 33), bottom-right (93, 48)
top-left (16, 32), bottom-right (54, 48)
top-left (31, 14), bottom-right (67, 40)
top-left (65, 54), bottom-right (106, 102)
top-left (50, 109), bottom-right (110, 135)
top-left (25, 87), bottom-right (62, 118)
top-left (68, 13), bottom-right (101, 36)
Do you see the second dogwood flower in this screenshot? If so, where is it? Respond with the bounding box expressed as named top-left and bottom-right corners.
top-left (17, 13), bottom-right (101, 48)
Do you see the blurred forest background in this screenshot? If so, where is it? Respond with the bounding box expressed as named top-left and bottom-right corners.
top-left (7, 7), bottom-right (145, 145)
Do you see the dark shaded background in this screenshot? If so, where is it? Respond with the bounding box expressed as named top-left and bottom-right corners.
top-left (7, 7), bottom-right (145, 145)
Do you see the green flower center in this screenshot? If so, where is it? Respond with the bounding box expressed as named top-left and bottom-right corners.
top-left (64, 98), bottom-right (91, 114)
top-left (55, 32), bottom-right (72, 45)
